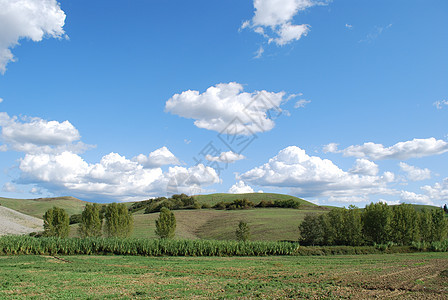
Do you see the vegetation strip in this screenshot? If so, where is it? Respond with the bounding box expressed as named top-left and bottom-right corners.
top-left (1, 236), bottom-right (447, 256)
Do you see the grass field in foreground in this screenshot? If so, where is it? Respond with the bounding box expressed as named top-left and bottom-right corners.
top-left (0, 253), bottom-right (447, 299)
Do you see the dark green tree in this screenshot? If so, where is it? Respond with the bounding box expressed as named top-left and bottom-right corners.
top-left (43, 206), bottom-right (70, 238)
top-left (430, 208), bottom-right (448, 242)
top-left (299, 214), bottom-right (324, 245)
top-left (390, 204), bottom-right (419, 245)
top-left (235, 220), bottom-right (251, 242)
top-left (344, 205), bottom-right (364, 246)
top-left (104, 203), bottom-right (134, 237)
top-left (362, 202), bottom-right (392, 244)
top-left (418, 209), bottom-right (433, 242)
top-left (155, 207), bottom-right (176, 239)
top-left (78, 203), bottom-right (103, 237)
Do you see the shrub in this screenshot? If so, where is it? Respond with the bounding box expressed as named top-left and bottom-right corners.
top-left (235, 221), bottom-right (251, 242)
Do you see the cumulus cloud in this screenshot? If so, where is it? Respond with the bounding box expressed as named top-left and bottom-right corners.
top-left (205, 151), bottom-right (245, 164)
top-left (239, 146), bottom-right (395, 200)
top-left (294, 99), bottom-right (311, 108)
top-left (434, 100), bottom-right (448, 110)
top-left (399, 162), bottom-right (431, 181)
top-left (228, 180), bottom-right (255, 194)
top-left (345, 24), bottom-right (353, 29)
top-left (421, 178), bottom-right (448, 202)
top-left (2, 182), bottom-right (17, 192)
top-left (0, 0), bottom-right (66, 74)
top-left (349, 159), bottom-right (379, 176)
top-left (324, 138), bottom-right (448, 160)
top-left (132, 146), bottom-right (181, 168)
top-left (400, 190), bottom-right (433, 205)
top-left (0, 97), bottom-right (3, 103)
top-left (0, 112), bottom-right (92, 154)
top-left (241, 0), bottom-right (328, 47)
top-left (165, 82), bottom-right (286, 135)
top-left (18, 151), bottom-right (219, 201)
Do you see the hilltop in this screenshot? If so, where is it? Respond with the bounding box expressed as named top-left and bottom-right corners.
top-left (0, 196), bottom-right (88, 219)
top-left (192, 193), bottom-right (316, 207)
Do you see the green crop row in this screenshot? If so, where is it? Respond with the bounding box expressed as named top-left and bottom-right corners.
top-left (0, 236), bottom-right (299, 256)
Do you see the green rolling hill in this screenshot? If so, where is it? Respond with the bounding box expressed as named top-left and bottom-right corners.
top-left (0, 196), bottom-right (89, 219)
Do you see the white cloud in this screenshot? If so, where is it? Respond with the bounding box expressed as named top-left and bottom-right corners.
top-left (228, 181), bottom-right (254, 194)
top-left (349, 159), bottom-right (379, 176)
top-left (165, 82), bottom-right (286, 135)
top-left (242, 0), bottom-right (328, 46)
top-left (206, 151), bottom-right (245, 164)
top-left (399, 162), bottom-right (431, 181)
top-left (269, 22), bottom-right (310, 46)
top-left (421, 177), bottom-right (448, 202)
top-left (325, 138), bottom-right (448, 160)
top-left (18, 150), bottom-right (219, 201)
top-left (254, 45), bottom-right (264, 59)
top-left (345, 24), bottom-right (353, 29)
top-left (0, 97), bottom-right (3, 103)
top-left (294, 99), bottom-right (311, 108)
top-left (2, 182), bottom-right (17, 192)
top-left (239, 146), bottom-right (395, 201)
top-left (0, 112), bottom-right (92, 154)
top-left (359, 24), bottom-right (392, 43)
top-left (433, 100), bottom-right (448, 110)
top-left (0, 0), bottom-right (66, 74)
top-left (132, 146), bottom-right (181, 168)
top-left (400, 190), bottom-right (433, 205)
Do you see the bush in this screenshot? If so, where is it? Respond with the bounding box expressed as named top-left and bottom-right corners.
top-left (235, 221), bottom-right (251, 242)
top-left (69, 214), bottom-right (82, 225)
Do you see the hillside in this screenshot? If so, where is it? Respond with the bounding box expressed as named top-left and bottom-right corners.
top-left (0, 206), bottom-right (43, 236)
top-left (193, 193), bottom-right (316, 207)
top-left (69, 207), bottom-right (328, 241)
top-left (0, 196), bottom-right (88, 219)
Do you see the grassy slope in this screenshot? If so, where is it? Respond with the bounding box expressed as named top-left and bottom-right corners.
top-left (0, 196), bottom-right (88, 219)
top-left (70, 208), bottom-right (327, 241)
top-left (193, 193), bottom-right (315, 207)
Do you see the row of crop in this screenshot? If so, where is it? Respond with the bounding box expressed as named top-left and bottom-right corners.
top-left (0, 236), bottom-right (299, 256)
top-left (2, 236), bottom-right (444, 256)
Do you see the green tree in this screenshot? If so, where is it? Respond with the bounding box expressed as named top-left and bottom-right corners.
top-left (155, 207), bottom-right (176, 239)
top-left (235, 220), bottom-right (251, 242)
top-left (362, 202), bottom-right (392, 244)
top-left (78, 203), bottom-right (103, 237)
top-left (344, 205), bottom-right (364, 246)
top-left (390, 204), bottom-right (419, 245)
top-left (430, 208), bottom-right (448, 242)
top-left (104, 203), bottom-right (134, 237)
top-left (43, 207), bottom-right (70, 238)
top-left (418, 209), bottom-right (433, 242)
top-left (299, 214), bottom-right (324, 245)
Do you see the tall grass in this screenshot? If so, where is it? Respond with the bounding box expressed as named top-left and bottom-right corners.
top-left (411, 240), bottom-right (448, 252)
top-left (0, 236), bottom-right (299, 256)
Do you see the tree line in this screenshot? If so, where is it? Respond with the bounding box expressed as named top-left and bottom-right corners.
top-left (299, 203), bottom-right (448, 246)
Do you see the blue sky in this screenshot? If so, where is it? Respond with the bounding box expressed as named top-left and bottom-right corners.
top-left (0, 0), bottom-right (447, 206)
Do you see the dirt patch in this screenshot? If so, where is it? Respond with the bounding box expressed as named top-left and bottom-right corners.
top-left (0, 206), bottom-right (43, 236)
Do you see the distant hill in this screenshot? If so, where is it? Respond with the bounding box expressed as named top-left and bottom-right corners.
top-left (0, 206), bottom-right (43, 236)
top-left (193, 193), bottom-right (316, 207)
top-left (0, 196), bottom-right (88, 219)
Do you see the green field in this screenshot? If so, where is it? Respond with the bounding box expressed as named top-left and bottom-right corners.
top-left (68, 208), bottom-right (327, 241)
top-left (0, 253), bottom-right (447, 299)
top-left (0, 196), bottom-right (88, 219)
